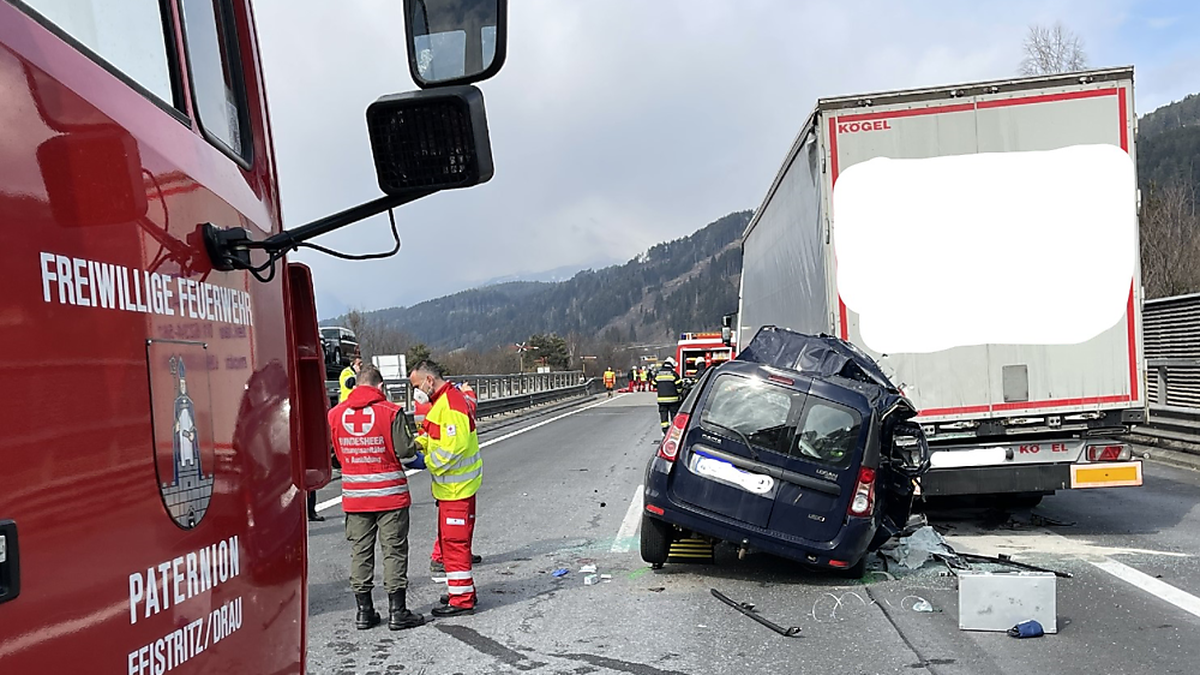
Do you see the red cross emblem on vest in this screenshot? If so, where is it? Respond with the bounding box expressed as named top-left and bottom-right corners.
top-left (342, 406), bottom-right (376, 436)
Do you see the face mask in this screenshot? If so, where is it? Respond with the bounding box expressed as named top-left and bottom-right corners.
top-left (413, 387), bottom-right (430, 405)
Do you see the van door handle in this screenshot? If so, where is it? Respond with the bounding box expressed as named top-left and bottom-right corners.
top-left (0, 520), bottom-right (20, 605)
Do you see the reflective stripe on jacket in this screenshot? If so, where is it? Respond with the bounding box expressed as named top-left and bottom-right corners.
top-left (416, 383), bottom-right (482, 501)
top-left (656, 368), bottom-right (680, 403)
top-left (329, 386), bottom-right (411, 512)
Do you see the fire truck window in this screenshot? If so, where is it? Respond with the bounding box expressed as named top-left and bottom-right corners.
top-left (18, 0), bottom-right (176, 105)
top-left (181, 0), bottom-right (250, 161)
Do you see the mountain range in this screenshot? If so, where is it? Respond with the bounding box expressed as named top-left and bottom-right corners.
top-left (349, 210), bottom-right (750, 352)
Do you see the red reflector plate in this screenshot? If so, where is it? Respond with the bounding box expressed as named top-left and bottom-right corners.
top-left (646, 504), bottom-right (665, 516)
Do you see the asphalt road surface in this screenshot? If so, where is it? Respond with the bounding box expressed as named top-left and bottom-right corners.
top-left (304, 392), bottom-right (1200, 675)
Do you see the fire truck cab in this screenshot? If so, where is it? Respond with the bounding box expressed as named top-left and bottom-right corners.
top-left (0, 1), bottom-right (506, 672)
top-left (675, 332), bottom-right (735, 380)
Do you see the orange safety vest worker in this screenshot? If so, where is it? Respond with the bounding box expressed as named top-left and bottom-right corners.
top-left (603, 369), bottom-right (616, 387)
top-left (329, 386), bottom-right (412, 512)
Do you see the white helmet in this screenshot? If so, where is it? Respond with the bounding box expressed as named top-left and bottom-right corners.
top-left (664, 358), bottom-right (676, 367)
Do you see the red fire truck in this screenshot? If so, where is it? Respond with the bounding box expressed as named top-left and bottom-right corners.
top-left (0, 0), bottom-right (506, 672)
top-left (675, 331), bottom-right (735, 379)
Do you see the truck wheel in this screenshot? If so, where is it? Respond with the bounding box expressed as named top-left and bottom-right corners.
top-left (640, 514), bottom-right (672, 566)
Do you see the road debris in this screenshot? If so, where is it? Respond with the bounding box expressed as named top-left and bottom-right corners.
top-left (583, 574), bottom-right (600, 585)
top-left (955, 552), bottom-right (1072, 579)
top-left (1030, 512), bottom-right (1076, 527)
top-left (959, 571), bottom-right (1058, 633)
top-left (648, 587), bottom-right (666, 593)
top-left (903, 596), bottom-right (936, 613)
top-left (580, 564), bottom-right (598, 574)
top-left (882, 525), bottom-right (960, 570)
top-left (1008, 620), bottom-right (1046, 638)
top-left (711, 589), bottom-right (803, 638)
top-left (552, 568), bottom-right (569, 578)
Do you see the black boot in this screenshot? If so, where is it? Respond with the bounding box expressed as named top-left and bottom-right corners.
top-left (354, 592), bottom-right (381, 630)
top-left (388, 590), bottom-right (426, 630)
top-left (432, 603), bottom-right (475, 617)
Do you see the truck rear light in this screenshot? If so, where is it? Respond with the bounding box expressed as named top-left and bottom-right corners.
top-left (1086, 444), bottom-right (1131, 462)
top-left (646, 504), bottom-right (665, 516)
top-left (848, 466), bottom-right (876, 517)
top-left (657, 413), bottom-right (689, 462)
top-left (828, 559), bottom-right (850, 569)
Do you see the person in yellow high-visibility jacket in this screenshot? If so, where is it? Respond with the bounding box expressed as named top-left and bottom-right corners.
top-left (603, 367), bottom-right (616, 397)
top-left (408, 361), bottom-right (483, 617)
top-left (338, 356), bottom-right (363, 403)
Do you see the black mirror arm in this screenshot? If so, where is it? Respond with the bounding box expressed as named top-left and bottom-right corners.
top-left (203, 188), bottom-right (436, 278)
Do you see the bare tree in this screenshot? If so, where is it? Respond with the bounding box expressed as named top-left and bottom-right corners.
top-left (1019, 22), bottom-right (1088, 76)
top-left (1141, 180), bottom-right (1200, 299)
top-left (343, 309), bottom-right (413, 362)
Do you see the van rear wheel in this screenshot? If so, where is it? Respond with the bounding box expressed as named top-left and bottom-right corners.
top-left (640, 514), bottom-right (672, 566)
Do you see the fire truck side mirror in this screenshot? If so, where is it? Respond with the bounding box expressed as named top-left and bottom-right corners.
top-left (404, 0), bottom-right (507, 89)
top-left (721, 313), bottom-right (736, 347)
top-left (366, 86), bottom-right (494, 194)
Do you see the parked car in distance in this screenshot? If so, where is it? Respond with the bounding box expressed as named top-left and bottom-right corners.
top-left (320, 326), bottom-right (359, 376)
top-left (641, 326), bottom-right (930, 577)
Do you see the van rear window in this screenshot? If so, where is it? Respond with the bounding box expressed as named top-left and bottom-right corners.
top-left (794, 399), bottom-right (862, 467)
top-left (699, 375), bottom-right (800, 455)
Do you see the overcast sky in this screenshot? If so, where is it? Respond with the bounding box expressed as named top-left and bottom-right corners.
top-left (253, 0), bottom-right (1200, 320)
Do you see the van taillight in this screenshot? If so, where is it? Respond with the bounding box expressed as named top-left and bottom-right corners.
top-left (657, 413), bottom-right (689, 462)
top-left (1086, 444), bottom-right (1131, 462)
top-left (848, 466), bottom-right (876, 517)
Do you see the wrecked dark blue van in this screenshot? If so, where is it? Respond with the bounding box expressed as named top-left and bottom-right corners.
top-left (641, 326), bottom-right (930, 576)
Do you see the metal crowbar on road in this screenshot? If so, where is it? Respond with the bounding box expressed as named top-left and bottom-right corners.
top-left (710, 588), bottom-right (803, 638)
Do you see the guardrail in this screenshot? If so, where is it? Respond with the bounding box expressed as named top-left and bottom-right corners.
top-left (1128, 292), bottom-right (1200, 451)
top-left (326, 370), bottom-right (623, 420)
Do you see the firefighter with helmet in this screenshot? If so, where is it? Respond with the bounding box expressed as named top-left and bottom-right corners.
top-left (656, 358), bottom-right (681, 435)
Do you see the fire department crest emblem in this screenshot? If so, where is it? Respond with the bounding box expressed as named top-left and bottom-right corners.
top-left (149, 345), bottom-right (216, 529)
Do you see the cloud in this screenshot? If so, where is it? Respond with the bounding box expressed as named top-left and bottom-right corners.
top-left (254, 0), bottom-right (1180, 320)
top-left (1146, 17), bottom-right (1179, 30)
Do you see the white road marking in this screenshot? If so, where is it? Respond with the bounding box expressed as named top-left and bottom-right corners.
top-left (1090, 558), bottom-right (1200, 620)
top-left (611, 484), bottom-right (644, 553)
top-left (317, 394), bottom-right (627, 513)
